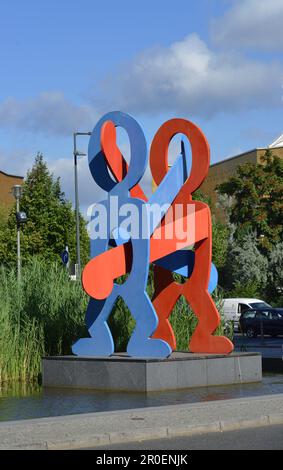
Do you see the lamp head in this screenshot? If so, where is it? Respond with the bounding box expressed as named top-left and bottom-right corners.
top-left (12, 185), bottom-right (22, 200)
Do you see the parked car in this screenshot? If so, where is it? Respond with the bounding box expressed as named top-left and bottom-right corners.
top-left (239, 308), bottom-right (283, 338)
top-left (222, 298), bottom-right (271, 330)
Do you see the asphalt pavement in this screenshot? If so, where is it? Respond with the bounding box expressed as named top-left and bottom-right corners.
top-left (91, 424), bottom-right (283, 450)
top-left (234, 333), bottom-right (283, 347)
top-left (234, 334), bottom-right (283, 359)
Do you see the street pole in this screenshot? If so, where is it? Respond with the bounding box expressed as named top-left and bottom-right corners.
top-left (73, 133), bottom-right (81, 278)
top-left (12, 184), bottom-right (24, 281)
top-left (73, 131), bottom-right (91, 279)
top-left (16, 196), bottom-right (21, 281)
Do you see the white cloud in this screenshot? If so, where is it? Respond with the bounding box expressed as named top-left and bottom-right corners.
top-left (0, 147), bottom-right (101, 216)
top-left (0, 92), bottom-right (97, 136)
top-left (0, 148), bottom-right (32, 177)
top-left (0, 143), bottom-right (154, 215)
top-left (96, 34), bottom-right (283, 118)
top-left (50, 155), bottom-right (154, 215)
top-left (212, 0), bottom-right (283, 50)
top-left (49, 156), bottom-right (105, 215)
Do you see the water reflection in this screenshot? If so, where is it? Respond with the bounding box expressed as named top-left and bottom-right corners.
top-left (0, 381), bottom-right (41, 398)
top-left (1, 374), bottom-right (283, 423)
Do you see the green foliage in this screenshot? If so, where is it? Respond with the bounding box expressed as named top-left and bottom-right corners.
top-left (0, 203), bottom-right (9, 224)
top-left (273, 295), bottom-right (283, 308)
top-left (193, 189), bottom-right (230, 270)
top-left (0, 203), bottom-right (10, 263)
top-left (109, 298), bottom-right (136, 352)
top-left (169, 296), bottom-right (198, 350)
top-left (266, 242), bottom-right (283, 302)
top-left (228, 280), bottom-right (261, 299)
top-left (192, 189), bottom-right (211, 206)
top-left (215, 193), bottom-right (234, 225)
top-left (217, 150), bottom-right (283, 253)
top-left (0, 153), bottom-right (89, 268)
top-left (216, 149), bottom-right (283, 304)
top-left (212, 221), bottom-right (229, 269)
top-left (220, 232), bottom-right (268, 292)
top-left (0, 258), bottom-right (88, 383)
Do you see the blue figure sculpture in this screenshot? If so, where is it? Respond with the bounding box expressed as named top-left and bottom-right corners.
top-left (72, 112), bottom-right (172, 358)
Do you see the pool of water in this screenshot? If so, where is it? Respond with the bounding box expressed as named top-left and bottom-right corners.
top-left (1, 373), bottom-right (283, 423)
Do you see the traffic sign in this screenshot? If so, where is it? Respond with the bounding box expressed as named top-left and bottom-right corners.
top-left (61, 248), bottom-right (69, 265)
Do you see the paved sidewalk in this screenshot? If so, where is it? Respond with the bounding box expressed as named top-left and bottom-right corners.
top-left (0, 393), bottom-right (283, 450)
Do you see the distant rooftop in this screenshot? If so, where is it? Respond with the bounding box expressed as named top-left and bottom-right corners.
top-left (269, 133), bottom-right (283, 149)
top-left (210, 133), bottom-right (283, 168)
top-left (210, 148), bottom-right (265, 168)
top-left (0, 170), bottom-right (24, 179)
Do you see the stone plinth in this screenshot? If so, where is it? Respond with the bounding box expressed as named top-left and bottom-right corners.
top-left (42, 352), bottom-right (262, 392)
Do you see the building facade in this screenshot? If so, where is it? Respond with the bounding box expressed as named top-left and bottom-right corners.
top-left (0, 170), bottom-right (24, 212)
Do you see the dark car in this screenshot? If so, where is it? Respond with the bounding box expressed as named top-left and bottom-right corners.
top-left (239, 308), bottom-right (283, 338)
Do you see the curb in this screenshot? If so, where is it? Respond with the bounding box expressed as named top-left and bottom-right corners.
top-left (4, 412), bottom-right (283, 450)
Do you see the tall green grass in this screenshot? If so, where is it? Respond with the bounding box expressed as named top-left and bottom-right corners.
top-left (0, 259), bottom-right (88, 384)
top-left (0, 260), bottom-right (232, 384)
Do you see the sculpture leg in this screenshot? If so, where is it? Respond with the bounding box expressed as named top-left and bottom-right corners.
top-left (72, 293), bottom-right (117, 357)
top-left (151, 265), bottom-right (179, 350)
top-left (184, 239), bottom-right (233, 354)
top-left (186, 288), bottom-right (233, 353)
top-left (126, 291), bottom-right (172, 358)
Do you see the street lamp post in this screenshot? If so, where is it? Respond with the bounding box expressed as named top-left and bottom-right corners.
top-left (73, 132), bottom-right (91, 279)
top-left (12, 185), bottom-right (27, 280)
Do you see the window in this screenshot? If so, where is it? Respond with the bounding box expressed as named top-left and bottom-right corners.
top-left (238, 303), bottom-right (250, 314)
top-left (256, 311), bottom-right (270, 319)
top-left (272, 312), bottom-right (283, 320)
top-left (250, 302), bottom-right (271, 309)
top-left (243, 311), bottom-right (256, 319)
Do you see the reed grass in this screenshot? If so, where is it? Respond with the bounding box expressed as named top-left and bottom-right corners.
top-left (0, 259), bottom-right (88, 384)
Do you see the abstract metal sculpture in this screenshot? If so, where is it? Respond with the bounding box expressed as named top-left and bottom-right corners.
top-left (72, 111), bottom-right (234, 358)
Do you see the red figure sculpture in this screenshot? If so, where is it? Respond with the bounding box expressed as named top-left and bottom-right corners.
top-left (150, 119), bottom-right (233, 354)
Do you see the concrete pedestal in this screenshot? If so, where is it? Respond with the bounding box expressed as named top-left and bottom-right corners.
top-left (42, 352), bottom-right (262, 392)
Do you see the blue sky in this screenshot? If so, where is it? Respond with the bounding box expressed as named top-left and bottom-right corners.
top-left (0, 0), bottom-right (282, 212)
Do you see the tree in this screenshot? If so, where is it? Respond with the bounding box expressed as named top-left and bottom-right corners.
top-left (266, 242), bottom-right (283, 304)
top-left (0, 202), bottom-right (9, 224)
top-left (0, 203), bottom-right (9, 263)
top-left (217, 150), bottom-right (283, 253)
top-left (1, 154), bottom-right (89, 267)
top-left (220, 231), bottom-right (268, 294)
top-left (212, 221), bottom-right (229, 269)
top-left (193, 189), bottom-right (229, 269)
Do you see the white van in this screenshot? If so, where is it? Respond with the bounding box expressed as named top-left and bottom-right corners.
top-left (222, 298), bottom-right (271, 329)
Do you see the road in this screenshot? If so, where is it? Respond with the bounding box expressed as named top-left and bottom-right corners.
top-left (234, 334), bottom-right (283, 347)
top-left (90, 424), bottom-right (283, 450)
top-left (234, 334), bottom-right (283, 359)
